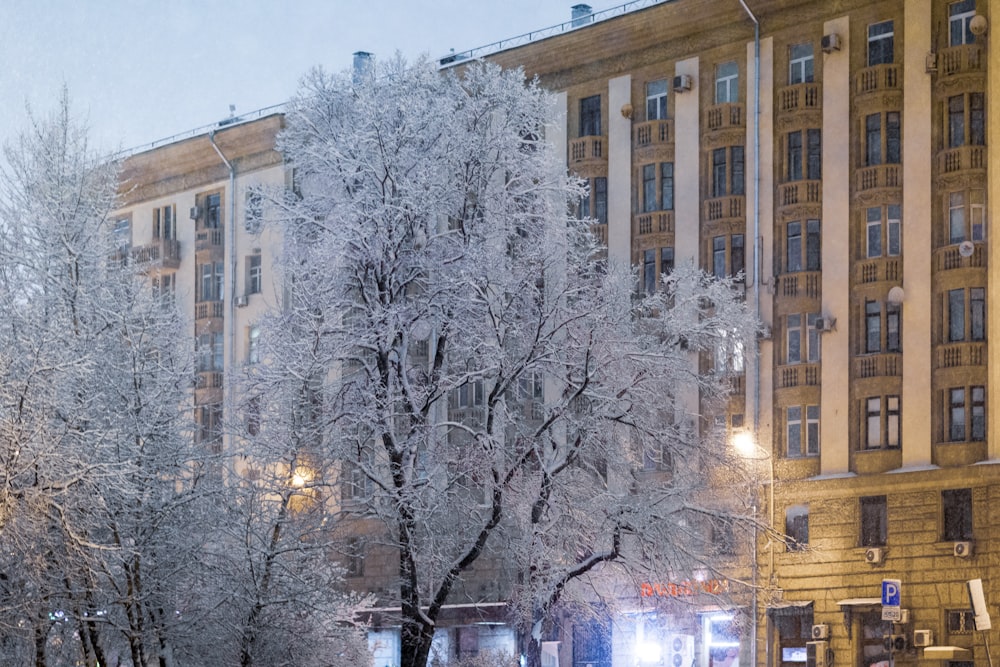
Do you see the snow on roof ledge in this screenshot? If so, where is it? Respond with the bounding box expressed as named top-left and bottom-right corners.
top-left (922, 646), bottom-right (971, 660)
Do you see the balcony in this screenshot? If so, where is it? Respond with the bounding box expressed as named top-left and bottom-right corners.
top-left (634, 211), bottom-right (674, 237)
top-left (131, 239), bottom-right (181, 270)
top-left (853, 353), bottom-right (901, 379)
top-left (196, 371), bottom-right (224, 390)
top-left (854, 257), bottom-right (901, 284)
top-left (569, 136), bottom-right (605, 164)
top-left (703, 195), bottom-right (744, 222)
top-left (855, 64), bottom-right (900, 95)
top-left (777, 83), bottom-right (821, 116)
top-left (777, 180), bottom-right (821, 210)
top-left (195, 301), bottom-right (225, 320)
top-left (935, 341), bottom-right (986, 369)
top-left (705, 103), bottom-right (744, 132)
top-left (775, 271), bottom-right (821, 300)
top-left (633, 119), bottom-right (673, 148)
top-left (590, 223), bottom-right (607, 246)
top-left (855, 164), bottom-right (901, 193)
top-left (936, 145), bottom-right (986, 175)
top-left (934, 243), bottom-right (985, 271)
top-left (937, 44), bottom-right (984, 78)
top-left (777, 363), bottom-right (820, 389)
top-left (196, 228), bottom-right (224, 251)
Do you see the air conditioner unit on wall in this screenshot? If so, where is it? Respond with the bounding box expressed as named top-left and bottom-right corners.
top-left (865, 547), bottom-right (884, 564)
top-left (815, 316), bottom-right (836, 333)
top-left (806, 641), bottom-right (829, 667)
top-left (812, 624), bottom-right (829, 640)
top-left (913, 630), bottom-right (933, 647)
top-left (821, 33), bottom-right (841, 53)
top-left (672, 74), bottom-right (692, 93)
top-left (190, 206), bottom-right (201, 220)
top-left (883, 635), bottom-right (907, 652)
top-left (954, 541), bottom-right (973, 558)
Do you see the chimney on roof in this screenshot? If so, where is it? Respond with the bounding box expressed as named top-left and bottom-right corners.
top-left (353, 51), bottom-right (373, 81)
top-left (571, 4), bottom-right (593, 27)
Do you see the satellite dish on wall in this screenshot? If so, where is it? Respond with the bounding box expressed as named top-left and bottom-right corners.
top-left (959, 240), bottom-right (975, 257)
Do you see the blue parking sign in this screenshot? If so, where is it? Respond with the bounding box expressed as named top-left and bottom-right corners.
top-left (882, 579), bottom-right (901, 607)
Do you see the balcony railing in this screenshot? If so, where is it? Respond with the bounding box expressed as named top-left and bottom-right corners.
top-left (777, 180), bottom-right (822, 208)
top-left (131, 239), bottom-right (181, 269)
top-left (634, 211), bottom-right (674, 236)
top-left (196, 371), bottom-right (224, 389)
top-left (937, 44), bottom-right (984, 77)
top-left (937, 145), bottom-right (986, 174)
top-left (777, 363), bottom-right (820, 388)
top-left (855, 257), bottom-right (901, 284)
top-left (776, 271), bottom-right (821, 299)
top-left (590, 223), bottom-right (608, 246)
top-left (705, 103), bottom-right (744, 132)
top-left (854, 353), bottom-right (901, 378)
top-left (634, 119), bottom-right (673, 148)
top-left (934, 243), bottom-right (986, 271)
top-left (570, 136), bottom-right (605, 163)
top-left (855, 64), bottom-right (900, 95)
top-left (936, 342), bottom-right (986, 368)
top-left (196, 229), bottom-right (224, 251)
top-left (195, 301), bottom-right (225, 320)
top-left (856, 164), bottom-right (901, 192)
top-left (777, 83), bottom-right (821, 115)
top-left (704, 195), bottom-right (744, 222)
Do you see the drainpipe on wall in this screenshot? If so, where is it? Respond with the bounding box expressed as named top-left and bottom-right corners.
top-left (208, 130), bottom-right (237, 457)
top-left (737, 4), bottom-right (762, 667)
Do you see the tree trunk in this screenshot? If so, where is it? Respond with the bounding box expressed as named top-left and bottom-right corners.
top-left (399, 616), bottom-right (435, 667)
top-left (34, 617), bottom-right (47, 667)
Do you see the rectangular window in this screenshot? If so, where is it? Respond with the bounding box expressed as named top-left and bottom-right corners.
top-left (886, 112), bottom-right (901, 163)
top-left (712, 148), bottom-right (727, 197)
top-left (971, 287), bottom-right (985, 340)
top-left (972, 386), bottom-right (986, 440)
top-left (806, 129), bottom-right (822, 180)
top-left (806, 405), bottom-right (820, 454)
top-left (112, 216), bottom-right (131, 253)
top-left (731, 234), bottom-right (745, 278)
top-left (950, 192), bottom-right (966, 243)
top-left (887, 395), bottom-right (900, 447)
top-left (868, 20), bottom-right (895, 66)
top-left (200, 263), bottom-right (213, 303)
top-left (593, 177), bottom-right (608, 224)
top-left (660, 247), bottom-right (674, 276)
top-left (787, 314), bottom-right (802, 364)
top-left (806, 219), bottom-right (821, 270)
top-left (660, 162), bottom-right (674, 211)
top-left (245, 190), bottom-right (263, 232)
top-left (643, 248), bottom-right (657, 295)
top-left (949, 289), bottom-right (966, 341)
top-left (865, 114), bottom-right (882, 166)
top-left (246, 254), bottom-right (262, 295)
top-left (786, 504), bottom-right (809, 550)
top-left (887, 205), bottom-right (901, 256)
top-left (887, 303), bottom-right (901, 352)
top-left (789, 43), bottom-right (814, 84)
top-left (787, 406), bottom-right (802, 456)
top-left (787, 131), bottom-right (803, 181)
top-left (642, 164), bottom-right (657, 213)
top-left (248, 325), bottom-right (260, 365)
top-left (866, 300), bottom-right (881, 353)
top-left (970, 92), bottom-right (985, 145)
top-left (715, 61), bottom-right (739, 103)
top-left (580, 95), bottom-right (601, 136)
top-left (807, 313), bottom-right (821, 362)
top-left (949, 95), bottom-right (966, 148)
top-left (153, 205), bottom-right (176, 240)
top-left (866, 397), bottom-right (882, 449)
top-left (731, 146), bottom-right (745, 195)
top-left (646, 79), bottom-right (668, 121)
top-left (867, 207), bottom-right (882, 258)
top-left (860, 495), bottom-right (888, 546)
top-left (786, 221), bottom-right (803, 272)
top-left (713, 236), bottom-right (726, 278)
top-left (971, 189), bottom-right (986, 240)
top-left (579, 188), bottom-right (590, 219)
top-left (950, 0), bottom-right (977, 47)
top-left (205, 193), bottom-right (222, 229)
top-left (950, 388), bottom-right (967, 441)
top-left (942, 488), bottom-right (973, 541)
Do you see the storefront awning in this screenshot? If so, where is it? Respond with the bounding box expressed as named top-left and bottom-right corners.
top-left (767, 601), bottom-right (813, 617)
top-left (922, 646), bottom-right (971, 660)
top-left (836, 598), bottom-right (882, 608)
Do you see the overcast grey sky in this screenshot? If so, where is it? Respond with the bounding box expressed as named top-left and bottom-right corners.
top-left (0, 1), bottom-right (591, 155)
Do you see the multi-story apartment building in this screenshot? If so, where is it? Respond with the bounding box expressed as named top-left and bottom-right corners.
top-left (469, 1), bottom-right (1000, 666)
top-left (114, 0), bottom-right (1000, 665)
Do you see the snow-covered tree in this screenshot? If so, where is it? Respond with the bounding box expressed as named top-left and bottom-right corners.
top-left (264, 57), bottom-right (757, 667)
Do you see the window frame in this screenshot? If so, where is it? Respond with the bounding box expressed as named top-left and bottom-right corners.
top-left (579, 95), bottom-right (602, 137)
top-left (789, 43), bottom-right (814, 84)
top-left (942, 488), bottom-right (973, 541)
top-left (950, 0), bottom-right (977, 47)
top-left (867, 20), bottom-right (895, 66)
top-left (860, 495), bottom-right (888, 547)
top-left (645, 79), bottom-right (668, 121)
top-left (642, 164), bottom-right (657, 212)
top-left (715, 61), bottom-right (739, 104)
